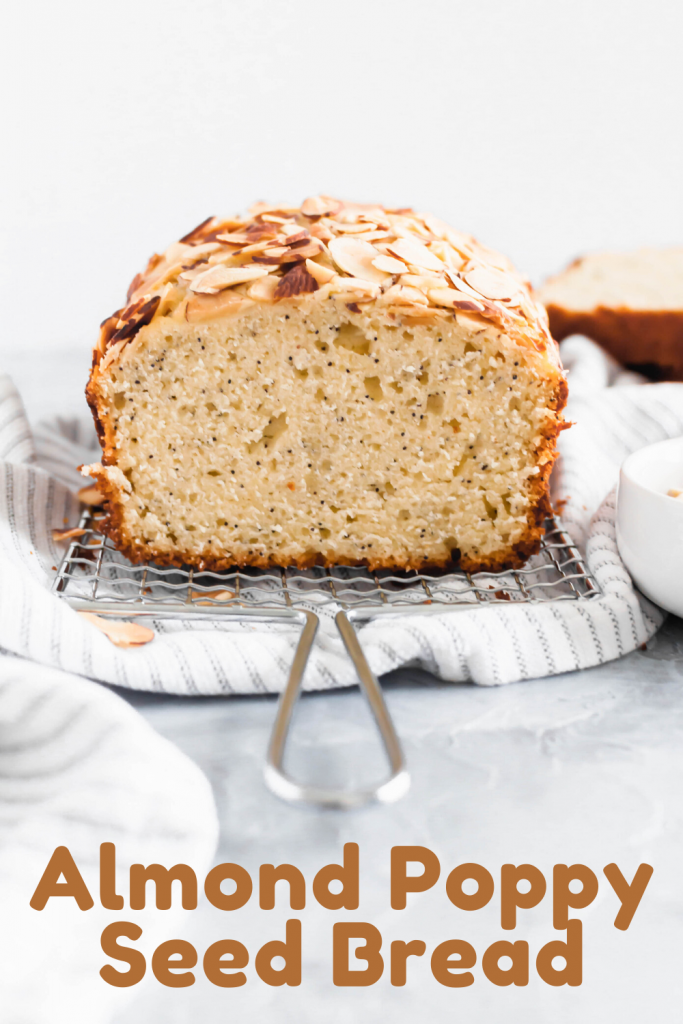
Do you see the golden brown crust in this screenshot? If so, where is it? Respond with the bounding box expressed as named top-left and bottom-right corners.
top-left (547, 304), bottom-right (683, 379)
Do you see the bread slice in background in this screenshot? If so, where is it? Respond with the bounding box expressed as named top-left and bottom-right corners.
top-left (84, 198), bottom-right (567, 573)
top-left (540, 248), bottom-right (683, 379)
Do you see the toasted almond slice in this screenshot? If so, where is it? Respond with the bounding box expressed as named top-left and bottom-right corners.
top-left (189, 265), bottom-right (269, 294)
top-left (444, 268), bottom-right (487, 299)
top-left (301, 196), bottom-right (342, 218)
top-left (275, 263), bottom-right (320, 299)
top-left (248, 275), bottom-right (280, 301)
top-left (400, 273), bottom-right (446, 289)
top-left (428, 288), bottom-right (485, 312)
top-left (386, 237), bottom-right (445, 272)
top-left (260, 246), bottom-right (290, 258)
top-left (344, 230), bottom-right (392, 243)
top-left (278, 240), bottom-right (324, 264)
top-left (378, 284), bottom-right (429, 306)
top-left (279, 227), bottom-right (310, 244)
top-left (328, 237), bottom-right (389, 284)
top-left (215, 231), bottom-right (253, 245)
top-left (186, 292), bottom-right (255, 322)
top-left (79, 612), bottom-right (155, 648)
top-left (235, 239), bottom-right (274, 256)
top-left (308, 221), bottom-right (334, 242)
top-left (463, 266), bottom-right (520, 302)
top-left (52, 528), bottom-right (88, 544)
top-left (305, 258), bottom-right (336, 284)
top-left (334, 222), bottom-right (379, 234)
top-left (372, 255), bottom-right (408, 274)
top-left (329, 275), bottom-right (381, 297)
top-left (52, 527), bottom-right (87, 542)
top-left (398, 306), bottom-right (445, 321)
top-left (179, 264), bottom-right (211, 283)
top-left (335, 203), bottom-right (387, 224)
top-left (77, 485), bottom-right (104, 506)
top-left (190, 588), bottom-right (236, 604)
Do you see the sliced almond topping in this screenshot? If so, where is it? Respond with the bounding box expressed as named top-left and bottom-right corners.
top-left (372, 255), bottom-right (408, 274)
top-left (278, 240), bottom-right (324, 264)
top-left (305, 258), bottom-right (336, 284)
top-left (386, 237), bottom-right (445, 272)
top-left (188, 265), bottom-right (268, 294)
top-left (308, 222), bottom-right (334, 243)
top-left (260, 246), bottom-right (290, 258)
top-left (279, 227), bottom-right (310, 244)
top-left (77, 485), bottom-right (104, 506)
top-left (79, 612), bottom-right (155, 648)
top-left (52, 527), bottom-right (87, 542)
top-left (400, 273), bottom-right (446, 290)
top-left (236, 239), bottom-right (276, 256)
top-left (335, 203), bottom-right (387, 224)
top-left (328, 275), bottom-right (381, 297)
top-left (274, 263), bottom-right (320, 300)
top-left (301, 196), bottom-right (343, 218)
top-left (398, 306), bottom-right (445, 321)
top-left (179, 216), bottom-right (218, 245)
top-left (444, 269), bottom-right (488, 300)
top-left (428, 288), bottom-right (485, 312)
top-left (328, 237), bottom-right (389, 284)
top-left (180, 241), bottom-right (223, 259)
top-left (215, 231), bottom-right (253, 246)
top-left (334, 222), bottom-right (379, 234)
top-left (378, 284), bottom-right (429, 306)
top-left (463, 267), bottom-right (520, 302)
top-left (248, 275), bottom-right (280, 302)
top-left (344, 230), bottom-right (393, 243)
top-left (186, 292), bottom-right (255, 322)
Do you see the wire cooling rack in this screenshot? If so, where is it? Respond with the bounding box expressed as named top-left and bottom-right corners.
top-left (54, 510), bottom-right (598, 611)
top-left (53, 509), bottom-right (600, 810)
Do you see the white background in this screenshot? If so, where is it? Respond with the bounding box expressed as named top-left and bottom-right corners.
top-left (1, 0), bottom-right (682, 371)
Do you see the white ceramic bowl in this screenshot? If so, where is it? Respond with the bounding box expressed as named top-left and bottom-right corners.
top-left (617, 436), bottom-right (683, 617)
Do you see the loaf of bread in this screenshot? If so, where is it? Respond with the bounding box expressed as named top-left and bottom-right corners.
top-left (540, 248), bottom-right (683, 379)
top-left (83, 197), bottom-right (567, 573)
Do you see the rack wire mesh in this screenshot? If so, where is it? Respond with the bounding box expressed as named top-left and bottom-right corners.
top-left (53, 509), bottom-right (599, 615)
top-left (52, 508), bottom-right (600, 809)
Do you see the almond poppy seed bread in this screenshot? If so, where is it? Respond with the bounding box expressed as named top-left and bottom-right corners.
top-left (83, 197), bottom-right (567, 572)
top-left (541, 248), bottom-right (683, 379)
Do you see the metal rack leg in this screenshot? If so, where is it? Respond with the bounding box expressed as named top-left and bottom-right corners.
top-left (264, 609), bottom-right (410, 810)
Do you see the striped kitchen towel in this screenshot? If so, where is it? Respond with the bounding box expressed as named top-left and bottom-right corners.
top-left (0, 657), bottom-right (219, 1023)
top-left (1, 336), bottom-right (681, 695)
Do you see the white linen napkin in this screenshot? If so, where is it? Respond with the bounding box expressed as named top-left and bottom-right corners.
top-left (0, 657), bottom-right (219, 1023)
top-left (1, 336), bottom-right (680, 696)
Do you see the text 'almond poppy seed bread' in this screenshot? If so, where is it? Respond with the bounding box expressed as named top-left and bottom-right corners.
top-left (83, 197), bottom-right (568, 573)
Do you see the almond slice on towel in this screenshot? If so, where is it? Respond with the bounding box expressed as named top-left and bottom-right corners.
top-left (78, 612), bottom-right (155, 648)
top-left (52, 527), bottom-right (87, 542)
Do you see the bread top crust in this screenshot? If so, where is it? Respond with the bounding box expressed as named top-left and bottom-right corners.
top-left (540, 247), bottom-right (683, 314)
top-left (93, 196), bottom-right (560, 372)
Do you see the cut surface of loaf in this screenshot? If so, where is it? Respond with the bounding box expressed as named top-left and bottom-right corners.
top-left (85, 198), bottom-right (567, 572)
top-left (540, 248), bottom-right (683, 378)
